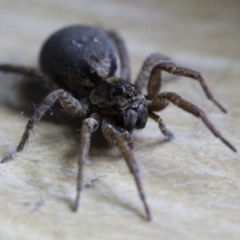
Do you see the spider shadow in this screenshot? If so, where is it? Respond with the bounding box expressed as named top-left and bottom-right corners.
top-left (55, 174), bottom-right (147, 221)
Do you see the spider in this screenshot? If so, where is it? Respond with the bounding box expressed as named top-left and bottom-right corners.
top-left (0, 25), bottom-right (237, 221)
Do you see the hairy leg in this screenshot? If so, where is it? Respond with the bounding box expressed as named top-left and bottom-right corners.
top-left (135, 53), bottom-right (171, 95)
top-left (148, 112), bottom-right (174, 140)
top-left (135, 53), bottom-right (227, 113)
top-left (102, 118), bottom-right (151, 220)
top-left (73, 113), bottom-right (100, 212)
top-left (149, 92), bottom-right (237, 152)
top-left (0, 64), bottom-right (54, 90)
top-left (1, 89), bottom-right (87, 163)
top-left (107, 31), bottom-right (131, 82)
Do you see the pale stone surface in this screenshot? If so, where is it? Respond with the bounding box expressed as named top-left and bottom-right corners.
top-left (0, 0), bottom-right (239, 239)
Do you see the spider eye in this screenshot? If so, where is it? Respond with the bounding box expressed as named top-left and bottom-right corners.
top-left (134, 91), bottom-right (137, 96)
top-left (127, 93), bottom-right (131, 98)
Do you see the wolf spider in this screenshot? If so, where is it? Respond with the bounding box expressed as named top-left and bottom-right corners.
top-left (0, 25), bottom-right (236, 221)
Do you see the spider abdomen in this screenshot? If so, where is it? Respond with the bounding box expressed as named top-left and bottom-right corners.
top-left (39, 25), bottom-right (119, 97)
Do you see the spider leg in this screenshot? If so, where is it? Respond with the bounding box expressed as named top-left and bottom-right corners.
top-left (149, 92), bottom-right (237, 152)
top-left (102, 118), bottom-right (134, 149)
top-left (135, 53), bottom-right (171, 95)
top-left (148, 112), bottom-right (174, 140)
top-left (1, 89), bottom-right (87, 163)
top-left (107, 31), bottom-right (130, 81)
top-left (102, 119), bottom-right (151, 221)
top-left (0, 64), bottom-right (54, 90)
top-left (73, 113), bottom-right (100, 212)
top-left (135, 53), bottom-right (227, 113)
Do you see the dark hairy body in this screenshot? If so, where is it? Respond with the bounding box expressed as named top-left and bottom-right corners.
top-left (0, 25), bottom-right (237, 221)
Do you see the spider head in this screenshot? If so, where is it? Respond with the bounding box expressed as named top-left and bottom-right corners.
top-left (90, 77), bottom-right (148, 132)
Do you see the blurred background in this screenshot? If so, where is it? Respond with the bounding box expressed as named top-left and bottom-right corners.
top-left (0, 0), bottom-right (239, 240)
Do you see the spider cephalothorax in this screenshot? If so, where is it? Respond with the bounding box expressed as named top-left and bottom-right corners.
top-left (0, 25), bottom-right (236, 221)
top-left (90, 77), bottom-right (148, 132)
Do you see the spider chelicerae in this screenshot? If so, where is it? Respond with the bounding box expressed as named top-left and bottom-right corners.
top-left (0, 25), bottom-right (236, 221)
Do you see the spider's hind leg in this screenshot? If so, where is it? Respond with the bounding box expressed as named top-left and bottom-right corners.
top-left (0, 64), bottom-right (54, 90)
top-left (106, 30), bottom-right (131, 81)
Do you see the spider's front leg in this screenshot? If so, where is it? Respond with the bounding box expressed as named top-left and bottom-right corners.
top-left (101, 118), bottom-right (151, 221)
top-left (73, 113), bottom-right (100, 212)
top-left (0, 64), bottom-right (54, 90)
top-left (149, 92), bottom-right (237, 152)
top-left (1, 89), bottom-right (87, 163)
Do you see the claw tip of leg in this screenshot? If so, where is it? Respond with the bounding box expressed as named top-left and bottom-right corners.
top-left (1, 155), bottom-right (11, 163)
top-left (232, 147), bottom-right (237, 153)
top-left (146, 214), bottom-right (152, 221)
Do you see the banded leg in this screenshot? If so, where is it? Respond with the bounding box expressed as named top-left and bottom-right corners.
top-left (135, 53), bottom-right (171, 94)
top-left (149, 92), bottom-right (237, 152)
top-left (135, 53), bottom-right (227, 113)
top-left (1, 89), bottom-right (87, 163)
top-left (0, 64), bottom-right (54, 90)
top-left (101, 118), bottom-right (133, 149)
top-left (73, 114), bottom-right (100, 212)
top-left (148, 112), bottom-right (174, 140)
top-left (102, 119), bottom-right (151, 221)
top-left (107, 31), bottom-right (131, 81)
